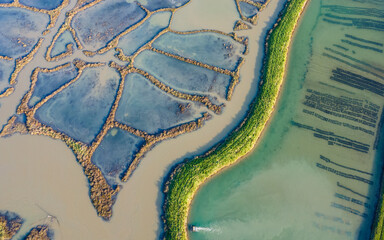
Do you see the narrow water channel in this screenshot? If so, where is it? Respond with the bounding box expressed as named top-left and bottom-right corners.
top-left (189, 0), bottom-right (384, 239)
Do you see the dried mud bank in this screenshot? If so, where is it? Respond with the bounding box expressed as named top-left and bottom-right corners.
top-left (162, 0), bottom-right (310, 238)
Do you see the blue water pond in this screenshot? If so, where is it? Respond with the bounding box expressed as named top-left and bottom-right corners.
top-left (19, 0), bottom-right (63, 10)
top-left (72, 0), bottom-right (146, 51)
top-left (117, 11), bottom-right (171, 56)
top-left (35, 66), bottom-right (119, 144)
top-left (0, 60), bottom-right (15, 94)
top-left (0, 8), bottom-right (49, 58)
top-left (152, 32), bottom-right (245, 71)
top-left (134, 50), bottom-right (231, 101)
top-left (115, 73), bottom-right (204, 134)
top-left (137, 0), bottom-right (190, 11)
top-left (50, 30), bottom-right (76, 57)
top-left (74, 0), bottom-right (94, 9)
top-left (91, 127), bottom-right (145, 187)
top-left (29, 64), bottom-right (78, 107)
top-left (239, 1), bottom-right (259, 19)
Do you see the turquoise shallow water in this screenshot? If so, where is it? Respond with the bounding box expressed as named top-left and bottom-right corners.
top-left (189, 0), bottom-right (384, 239)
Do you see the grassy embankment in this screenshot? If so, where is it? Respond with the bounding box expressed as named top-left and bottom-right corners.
top-left (371, 173), bottom-right (384, 240)
top-left (162, 0), bottom-right (309, 239)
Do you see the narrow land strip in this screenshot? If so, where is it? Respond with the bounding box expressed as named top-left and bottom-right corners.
top-left (162, 0), bottom-right (310, 238)
top-left (371, 167), bottom-right (384, 240)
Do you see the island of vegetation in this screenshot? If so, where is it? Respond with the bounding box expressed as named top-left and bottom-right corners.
top-left (0, 211), bottom-right (52, 240)
top-left (24, 225), bottom-right (51, 240)
top-left (0, 211), bottom-right (23, 240)
top-left (162, 0), bottom-right (310, 238)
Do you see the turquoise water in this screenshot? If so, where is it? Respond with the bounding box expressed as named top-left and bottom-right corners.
top-left (189, 0), bottom-right (384, 239)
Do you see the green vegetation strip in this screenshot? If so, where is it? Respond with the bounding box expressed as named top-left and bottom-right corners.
top-left (162, 0), bottom-right (309, 239)
top-left (371, 175), bottom-right (384, 240)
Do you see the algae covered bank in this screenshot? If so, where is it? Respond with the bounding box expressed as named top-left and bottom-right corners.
top-left (162, 0), bottom-right (310, 238)
top-left (186, 0), bottom-right (384, 239)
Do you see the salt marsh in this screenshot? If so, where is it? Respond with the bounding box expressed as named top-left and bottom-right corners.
top-left (0, 0), bottom-right (299, 239)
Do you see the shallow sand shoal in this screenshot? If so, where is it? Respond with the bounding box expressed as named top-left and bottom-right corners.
top-left (0, 0), bottom-right (286, 239)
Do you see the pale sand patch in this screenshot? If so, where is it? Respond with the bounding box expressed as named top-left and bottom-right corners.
top-left (0, 0), bottom-right (286, 239)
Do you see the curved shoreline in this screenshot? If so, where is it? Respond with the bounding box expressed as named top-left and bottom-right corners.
top-left (371, 160), bottom-right (384, 240)
top-left (161, 0), bottom-right (310, 239)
